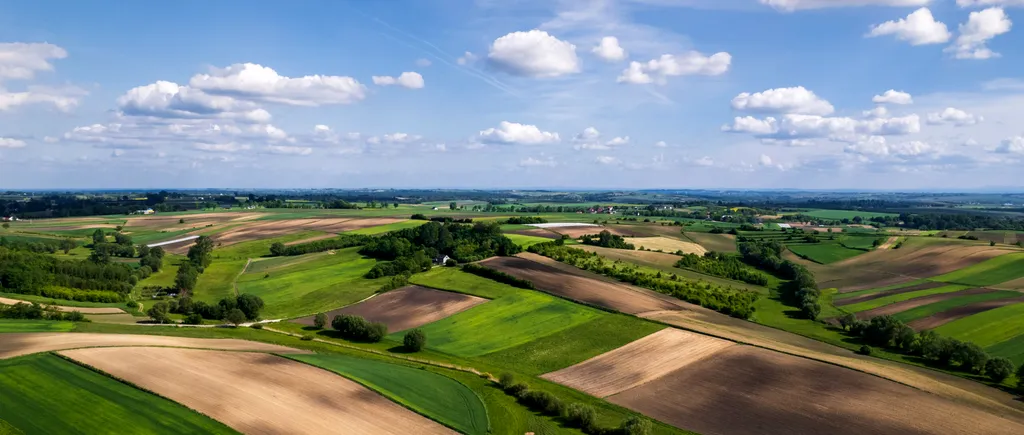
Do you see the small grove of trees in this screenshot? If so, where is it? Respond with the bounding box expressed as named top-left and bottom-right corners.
top-left (0, 246), bottom-right (136, 301)
top-left (503, 216), bottom-right (547, 225)
top-left (580, 230), bottom-right (635, 249)
top-left (497, 373), bottom-right (652, 435)
top-left (174, 236), bottom-right (214, 294)
top-left (359, 221), bottom-right (520, 279)
top-left (461, 263), bottom-right (535, 289)
top-left (168, 294), bottom-right (265, 323)
top-left (269, 234), bottom-right (371, 257)
top-left (674, 252), bottom-right (769, 286)
top-left (138, 245), bottom-right (165, 274)
top-left (738, 238), bottom-right (820, 319)
top-left (0, 236), bottom-right (76, 254)
top-left (331, 314), bottom-right (388, 342)
top-left (0, 301), bottom-right (87, 322)
top-left (403, 329), bottom-right (426, 352)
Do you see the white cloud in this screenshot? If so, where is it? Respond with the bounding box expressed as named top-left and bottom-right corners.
top-left (957, 1), bottom-right (1024, 7)
top-left (654, 140), bottom-right (667, 147)
top-left (873, 90), bottom-right (914, 105)
top-left (761, 138), bottom-right (816, 147)
top-left (43, 136), bottom-right (59, 143)
top-left (488, 30), bottom-right (580, 78)
top-left (0, 138), bottom-right (26, 148)
top-left (366, 132), bottom-right (423, 144)
top-left (618, 51), bottom-right (731, 84)
top-left (456, 51), bottom-right (477, 66)
top-left (249, 124), bottom-right (288, 140)
top-left (844, 136), bottom-right (936, 158)
top-left (519, 156), bottom-right (557, 167)
top-left (592, 36), bottom-right (627, 62)
top-left (759, 154), bottom-right (774, 166)
top-left (110, 149), bottom-right (125, 158)
top-left (0, 43), bottom-right (67, 80)
top-left (194, 142), bottom-right (251, 153)
top-left (606, 136), bottom-right (630, 146)
top-left (927, 107), bottom-right (983, 126)
top-left (266, 145), bottom-right (313, 155)
top-left (117, 81), bottom-right (269, 122)
top-left (722, 116), bottom-right (778, 135)
top-left (478, 121), bottom-right (560, 145)
top-left (724, 114), bottom-right (921, 140)
top-left (692, 156), bottom-right (715, 166)
top-left (571, 127), bottom-right (629, 150)
top-left (867, 8), bottom-right (951, 45)
top-left (762, 0), bottom-right (931, 11)
top-left (415, 58), bottom-right (432, 67)
top-left (994, 136), bottom-right (1024, 154)
top-left (948, 7), bottom-right (1013, 59)
top-left (189, 63), bottom-right (367, 106)
top-left (0, 85), bottom-right (85, 112)
top-left (731, 86), bottom-right (834, 115)
top-left (372, 72), bottom-right (425, 89)
top-left (314, 124), bottom-right (330, 133)
top-left (595, 155), bottom-right (620, 165)
top-left (863, 106), bottom-right (890, 118)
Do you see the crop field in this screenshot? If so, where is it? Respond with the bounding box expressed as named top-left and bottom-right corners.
top-left (409, 267), bottom-right (519, 299)
top-left (236, 247), bottom-right (384, 319)
top-left (684, 232), bottom-right (737, 253)
top-left (0, 353), bottom-right (235, 434)
top-left (0, 332), bottom-right (301, 359)
top-left (288, 353), bottom-right (489, 435)
top-left (936, 303), bottom-right (1024, 363)
top-left (295, 285), bottom-right (488, 333)
top-left (574, 245), bottom-right (769, 293)
top-left (930, 252), bottom-right (1024, 287)
top-left (785, 209), bottom-right (898, 220)
top-left (346, 220), bottom-right (427, 235)
top-left (0, 320), bottom-right (74, 333)
top-left (504, 233), bottom-right (554, 248)
top-left (840, 284), bottom-right (971, 313)
top-left (394, 290), bottom-right (603, 357)
top-left (477, 314), bottom-right (666, 375)
top-left (60, 347), bottom-right (455, 434)
top-left (0, 296), bottom-right (124, 314)
top-left (785, 241), bottom-right (865, 264)
top-left (628, 237), bottom-right (706, 255)
top-left (897, 291), bottom-right (1023, 325)
top-left (833, 281), bottom-right (947, 305)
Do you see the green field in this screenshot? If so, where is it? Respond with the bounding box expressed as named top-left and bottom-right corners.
top-left (786, 209), bottom-right (898, 220)
top-left (839, 235), bottom-right (883, 250)
top-left (833, 279), bottom-right (928, 301)
top-left (0, 354), bottom-right (236, 434)
top-left (931, 252), bottom-right (1024, 287)
top-left (840, 284), bottom-right (970, 313)
top-left (0, 319), bottom-right (75, 332)
top-left (410, 267), bottom-right (517, 299)
top-left (935, 302), bottom-right (1024, 349)
top-left (503, 233), bottom-right (553, 248)
top-left (892, 291), bottom-right (1022, 324)
top-left (135, 256), bottom-right (183, 290)
top-left (395, 290), bottom-right (603, 357)
top-left (236, 247), bottom-right (383, 318)
top-left (125, 228), bottom-right (196, 245)
top-left (985, 334), bottom-right (1024, 366)
top-left (477, 315), bottom-right (665, 375)
top-left (193, 259), bottom-right (247, 303)
top-left (346, 220), bottom-right (426, 235)
top-left (786, 242), bottom-right (865, 264)
top-left (288, 353), bottom-right (489, 434)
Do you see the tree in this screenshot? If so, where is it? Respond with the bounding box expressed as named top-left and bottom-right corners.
top-left (838, 313), bottom-right (857, 331)
top-left (59, 238), bottom-right (76, 254)
top-left (393, 202), bottom-right (399, 208)
top-left (984, 357), bottom-right (1015, 383)
top-left (183, 313), bottom-right (203, 325)
top-left (224, 308), bottom-right (246, 327)
top-left (179, 218), bottom-right (185, 224)
top-left (1, 223), bottom-right (8, 230)
top-left (269, 242), bottom-right (285, 256)
top-left (235, 294), bottom-right (265, 320)
top-left (91, 229), bottom-right (106, 245)
top-left (449, 201), bottom-right (457, 210)
top-left (1017, 363), bottom-right (1024, 390)
top-left (800, 300), bottom-right (820, 320)
top-left (187, 236), bottom-right (215, 268)
top-left (619, 416), bottom-right (653, 435)
top-left (146, 301), bottom-right (171, 324)
top-left (565, 403), bottom-right (596, 431)
top-left (313, 312), bottom-right (328, 329)
top-left (403, 329), bottom-right (426, 352)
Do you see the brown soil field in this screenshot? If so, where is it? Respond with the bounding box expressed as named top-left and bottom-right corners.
top-left (909, 296), bottom-right (1024, 330)
top-left (685, 232), bottom-right (738, 253)
top-left (601, 224), bottom-right (656, 237)
top-left (627, 237), bottom-right (707, 255)
top-left (60, 347), bottom-right (455, 435)
top-left (295, 285), bottom-right (488, 332)
top-left (507, 228), bottom-right (560, 239)
top-left (210, 218), bottom-right (405, 246)
top-left (608, 345), bottom-right (1024, 435)
top-left (854, 288), bottom-right (994, 319)
top-left (0, 333), bottom-right (303, 359)
top-left (833, 281), bottom-right (947, 306)
top-left (992, 275), bottom-right (1024, 291)
top-left (23, 224), bottom-right (119, 231)
top-left (577, 245), bottom-right (680, 268)
top-left (125, 212), bottom-right (265, 229)
top-left (542, 328), bottom-right (732, 397)
top-left (0, 297), bottom-right (125, 314)
top-left (550, 225), bottom-right (634, 239)
top-left (481, 254), bottom-right (684, 314)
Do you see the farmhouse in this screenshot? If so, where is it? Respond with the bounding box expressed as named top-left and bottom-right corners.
top-left (1, 216), bottom-right (17, 222)
top-left (433, 254), bottom-right (451, 265)
top-left (133, 208), bottom-right (155, 215)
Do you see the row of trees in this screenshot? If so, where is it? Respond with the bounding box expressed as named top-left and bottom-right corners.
top-left (529, 242), bottom-right (759, 319)
top-left (462, 263), bottom-right (535, 289)
top-left (580, 231), bottom-right (635, 249)
top-left (149, 294), bottom-right (265, 324)
top-left (503, 216), bottom-right (547, 225)
top-left (737, 238), bottom-right (821, 319)
top-left (268, 234), bottom-right (370, 256)
top-left (0, 301), bottom-right (87, 322)
top-left (0, 246), bottom-right (137, 300)
top-left (0, 236), bottom-right (76, 254)
top-left (173, 236), bottom-right (214, 294)
top-left (331, 314), bottom-right (388, 342)
top-left (674, 252), bottom-right (770, 286)
top-left (497, 373), bottom-right (652, 435)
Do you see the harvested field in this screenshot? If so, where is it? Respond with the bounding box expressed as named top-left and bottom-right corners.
top-left (60, 347), bottom-right (456, 435)
top-left (627, 237), bottom-right (707, 255)
top-left (211, 218), bottom-right (406, 246)
top-left (481, 254), bottom-right (683, 314)
top-left (994, 275), bottom-right (1024, 290)
top-left (854, 288), bottom-right (995, 319)
top-left (909, 296), bottom-right (1024, 331)
top-left (295, 285), bottom-right (487, 332)
top-left (546, 225), bottom-right (637, 239)
top-left (507, 228), bottom-right (560, 239)
top-left (833, 281), bottom-right (947, 306)
top-left (124, 212), bottom-right (264, 228)
top-left (0, 296), bottom-right (124, 314)
top-left (609, 345), bottom-right (1024, 435)
top-left (0, 333), bottom-right (303, 359)
top-left (578, 245), bottom-right (680, 268)
top-left (685, 232), bottom-right (737, 253)
top-left (541, 328), bottom-right (733, 397)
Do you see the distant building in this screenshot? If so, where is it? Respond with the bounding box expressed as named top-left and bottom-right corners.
top-left (432, 206), bottom-right (439, 211)
top-left (133, 208), bottom-right (155, 215)
top-left (777, 223), bottom-right (792, 229)
top-left (433, 254), bottom-right (451, 265)
top-left (1, 216), bottom-right (16, 222)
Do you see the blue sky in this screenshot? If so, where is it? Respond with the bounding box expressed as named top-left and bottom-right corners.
top-left (1, 0), bottom-right (1023, 190)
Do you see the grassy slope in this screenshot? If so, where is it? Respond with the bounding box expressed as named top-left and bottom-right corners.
top-left (0, 319), bottom-right (75, 332)
top-left (892, 291), bottom-right (1022, 324)
top-left (931, 252), bottom-right (1024, 287)
top-left (193, 259), bottom-right (247, 303)
top-left (786, 243), bottom-right (865, 264)
top-left (410, 267), bottom-right (519, 299)
top-left (477, 315), bottom-right (665, 375)
top-left (840, 284), bottom-right (971, 313)
top-left (287, 353), bottom-right (489, 435)
top-left (505, 233), bottom-right (555, 248)
top-left (935, 302), bottom-right (1024, 348)
top-left (236, 247), bottom-right (383, 318)
top-left (0, 354), bottom-right (236, 434)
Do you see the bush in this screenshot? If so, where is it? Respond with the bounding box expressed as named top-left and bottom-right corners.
top-left (250, 323), bottom-right (264, 330)
top-left (445, 258), bottom-right (458, 267)
top-left (565, 403), bottom-right (596, 430)
top-left (183, 313), bottom-right (203, 325)
top-left (403, 329), bottom-right (426, 352)
top-left (331, 314), bottom-right (387, 342)
top-left (313, 312), bottom-right (328, 329)
top-left (126, 301), bottom-right (139, 309)
top-left (518, 390), bottom-right (562, 416)
top-left (619, 416), bottom-right (653, 435)
top-left (857, 345), bottom-right (873, 356)
top-left (499, 373), bottom-right (517, 391)
top-left (984, 357), bottom-right (1015, 383)
top-left (224, 308), bottom-right (246, 327)
top-left (146, 301), bottom-right (171, 324)
top-left (300, 334), bottom-right (314, 341)
top-left (506, 382), bottom-right (529, 397)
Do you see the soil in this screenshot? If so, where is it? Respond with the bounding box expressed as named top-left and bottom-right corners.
top-left (541, 328), bottom-right (733, 397)
top-left (0, 297), bottom-right (125, 314)
top-left (609, 345), bottom-right (1024, 435)
top-left (908, 295), bottom-right (1024, 331)
top-left (294, 285), bottom-right (488, 333)
top-left (576, 245), bottom-right (681, 268)
top-left (876, 236), bottom-right (900, 250)
top-left (833, 281), bottom-right (948, 305)
top-left (59, 347), bottom-right (456, 435)
top-left (0, 333), bottom-right (303, 359)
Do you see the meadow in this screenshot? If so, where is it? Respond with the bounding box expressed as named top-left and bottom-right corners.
top-left (410, 267), bottom-right (519, 299)
top-left (785, 242), bottom-right (865, 264)
top-left (288, 353), bottom-right (489, 435)
top-left (0, 319), bottom-right (74, 332)
top-left (930, 252), bottom-right (1024, 287)
top-left (0, 354), bottom-right (236, 434)
top-left (936, 303), bottom-right (1024, 354)
top-left (785, 209), bottom-right (898, 220)
top-left (345, 220), bottom-right (427, 235)
top-left (504, 233), bottom-right (554, 248)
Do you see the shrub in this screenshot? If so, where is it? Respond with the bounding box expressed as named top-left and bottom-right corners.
top-left (146, 301), bottom-right (171, 324)
top-left (403, 329), bottom-right (426, 352)
top-left (518, 390), bottom-right (562, 416)
top-left (506, 382), bottom-right (529, 398)
top-left (499, 373), bottom-right (517, 391)
top-left (984, 357), bottom-right (1015, 383)
top-left (224, 308), bottom-right (246, 327)
top-left (313, 312), bottom-right (328, 329)
top-left (857, 345), bottom-right (873, 356)
top-left (125, 300), bottom-right (139, 309)
top-left (300, 334), bottom-right (314, 341)
top-left (445, 258), bottom-right (458, 267)
top-left (183, 313), bottom-right (203, 325)
top-left (565, 403), bottom-right (596, 430)
top-left (619, 416), bottom-right (653, 435)
top-left (331, 314), bottom-right (387, 342)
top-left (250, 323), bottom-right (264, 330)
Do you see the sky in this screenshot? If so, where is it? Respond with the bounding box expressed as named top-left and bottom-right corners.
top-left (1, 0), bottom-right (1024, 190)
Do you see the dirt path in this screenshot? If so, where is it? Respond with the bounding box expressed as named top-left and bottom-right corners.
top-left (0, 297), bottom-right (125, 314)
top-left (876, 236), bottom-right (900, 250)
top-left (232, 258), bottom-right (253, 297)
top-left (0, 333), bottom-right (303, 359)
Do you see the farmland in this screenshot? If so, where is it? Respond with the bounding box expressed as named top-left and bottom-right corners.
top-left (295, 285), bottom-right (488, 332)
top-left (783, 209), bottom-right (898, 220)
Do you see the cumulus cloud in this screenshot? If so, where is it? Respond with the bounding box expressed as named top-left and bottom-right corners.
top-left (863, 106), bottom-right (890, 118)
top-left (117, 81), bottom-right (270, 122)
top-left (948, 7), bottom-right (1013, 59)
top-left (617, 51), bottom-right (731, 84)
top-left (723, 114), bottom-right (921, 140)
top-left (762, 0), bottom-right (930, 11)
top-left (691, 156), bottom-right (715, 167)
top-left (571, 127), bottom-right (629, 150)
top-left (194, 142), bottom-right (251, 153)
top-left (595, 155), bottom-right (620, 165)
top-left (0, 138), bottom-right (27, 148)
top-left (867, 8), bottom-right (951, 45)
top-left (366, 132), bottom-right (423, 144)
top-left (266, 145), bottom-right (313, 155)
top-left (872, 90), bottom-right (914, 105)
top-left (189, 63), bottom-right (367, 105)
top-left (0, 85), bottom-right (85, 112)
top-left (519, 156), bottom-right (557, 167)
top-left (654, 141), bottom-right (667, 147)
top-left (592, 36), bottom-right (626, 62)
top-left (759, 154), bottom-right (774, 166)
top-left (994, 136), bottom-right (1024, 154)
top-left (721, 116), bottom-right (778, 135)
top-left (0, 43), bottom-right (67, 80)
top-left (487, 30), bottom-right (580, 78)
top-left (371, 72), bottom-right (425, 89)
top-left (457, 51), bottom-right (477, 66)
top-left (844, 136), bottom-right (936, 158)
top-left (731, 86), bottom-right (834, 115)
top-left (478, 121), bottom-right (560, 145)
top-left (927, 107), bottom-right (983, 126)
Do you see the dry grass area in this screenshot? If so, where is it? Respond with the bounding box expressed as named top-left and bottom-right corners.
top-left (909, 296), bottom-right (1024, 331)
top-left (481, 254), bottom-right (684, 314)
top-left (876, 236), bottom-right (900, 250)
top-left (0, 297), bottom-right (124, 314)
top-left (295, 285), bottom-right (488, 332)
top-left (550, 225), bottom-right (634, 239)
top-left (854, 288), bottom-right (994, 319)
top-left (685, 232), bottom-right (738, 253)
top-left (577, 245), bottom-right (680, 268)
top-left (628, 237), bottom-right (707, 255)
top-left (60, 347), bottom-right (455, 435)
top-left (609, 345), bottom-right (1024, 435)
top-left (0, 333), bottom-right (303, 359)
top-left (541, 328), bottom-right (732, 397)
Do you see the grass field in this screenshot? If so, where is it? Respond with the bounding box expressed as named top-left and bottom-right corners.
top-left (786, 242), bottom-right (865, 264)
top-left (193, 259), bottom-right (247, 303)
top-left (287, 353), bottom-right (489, 435)
top-left (834, 280), bottom-right (928, 300)
top-left (786, 209), bottom-right (898, 220)
top-left (840, 284), bottom-right (970, 313)
top-left (236, 247), bottom-right (383, 318)
top-left (410, 267), bottom-right (518, 299)
top-left (504, 233), bottom-right (554, 248)
top-left (930, 252), bottom-right (1024, 287)
top-left (839, 235), bottom-right (883, 250)
top-left (477, 314), bottom-right (665, 375)
top-left (892, 291), bottom-right (1023, 324)
top-left (985, 334), bottom-right (1024, 366)
top-left (0, 320), bottom-right (75, 332)
top-left (395, 290), bottom-right (603, 357)
top-left (135, 255), bottom-right (183, 290)
top-left (0, 354), bottom-right (236, 434)
top-left (935, 302), bottom-right (1024, 349)
top-left (346, 220), bottom-right (426, 235)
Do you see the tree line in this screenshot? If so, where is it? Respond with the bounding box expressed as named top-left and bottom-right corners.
top-left (503, 216), bottom-right (548, 225)
top-left (580, 231), bottom-right (635, 249)
top-left (148, 294), bottom-right (265, 325)
top-left (462, 263), bottom-right (535, 289)
top-left (0, 236), bottom-right (77, 254)
top-left (674, 252), bottom-right (770, 286)
top-left (0, 246), bottom-right (139, 302)
top-left (172, 236), bottom-right (214, 294)
top-left (0, 301), bottom-right (88, 322)
top-left (497, 373), bottom-right (652, 435)
top-left (737, 237), bottom-right (821, 319)
top-left (269, 234), bottom-right (371, 256)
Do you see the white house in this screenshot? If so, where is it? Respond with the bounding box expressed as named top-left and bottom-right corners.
top-left (134, 208), bottom-right (155, 215)
top-left (434, 254), bottom-right (451, 265)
